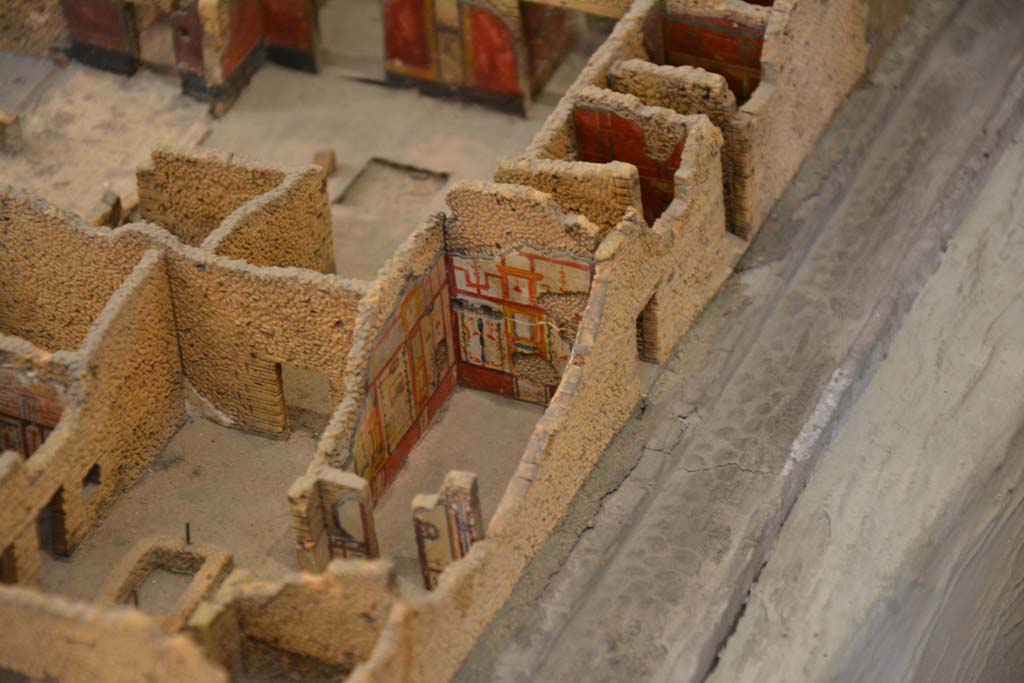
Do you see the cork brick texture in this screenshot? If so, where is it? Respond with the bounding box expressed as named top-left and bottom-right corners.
top-left (0, 0), bottom-right (913, 680)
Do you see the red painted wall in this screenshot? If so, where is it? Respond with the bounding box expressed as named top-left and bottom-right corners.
top-left (351, 255), bottom-right (457, 498)
top-left (261, 0), bottom-right (316, 51)
top-left (522, 2), bottom-right (568, 93)
top-left (222, 0), bottom-right (264, 79)
top-left (664, 13), bottom-right (765, 102)
top-left (384, 0), bottom-right (434, 72)
top-left (573, 106), bottom-right (686, 225)
top-left (469, 6), bottom-right (520, 95)
top-left (60, 0), bottom-right (131, 51)
top-left (0, 368), bottom-right (65, 459)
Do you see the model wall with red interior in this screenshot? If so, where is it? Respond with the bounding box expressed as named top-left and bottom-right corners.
top-left (60, 0), bottom-right (131, 52)
top-left (663, 13), bottom-right (765, 102)
top-left (170, 7), bottom-right (205, 77)
top-left (350, 256), bottom-right (457, 498)
top-left (60, 0), bottom-right (320, 90)
top-left (382, 0), bottom-right (536, 107)
top-left (573, 105), bottom-right (686, 226)
top-left (467, 6), bottom-right (521, 95)
top-left (522, 2), bottom-right (569, 94)
top-left (262, 0), bottom-right (316, 51)
top-left (0, 368), bottom-right (65, 460)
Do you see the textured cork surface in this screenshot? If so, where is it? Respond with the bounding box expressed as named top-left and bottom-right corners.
top-left (0, 0), bottom-right (921, 678)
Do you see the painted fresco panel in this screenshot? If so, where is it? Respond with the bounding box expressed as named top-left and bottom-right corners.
top-left (504, 272), bottom-right (536, 306)
top-left (61, 0), bottom-right (132, 52)
top-left (533, 254), bottom-right (591, 293)
top-left (466, 5), bottom-right (520, 95)
top-left (384, 0), bottom-right (435, 74)
top-left (452, 255), bottom-right (503, 300)
top-left (352, 254), bottom-right (456, 490)
top-left (450, 249), bottom-right (592, 402)
top-left (457, 306), bottom-right (507, 371)
top-left (379, 347), bottom-right (414, 451)
top-left (413, 471), bottom-right (482, 589)
top-left (353, 387), bottom-right (385, 478)
top-left (222, 0), bottom-right (264, 77)
top-left (262, 0), bottom-right (316, 51)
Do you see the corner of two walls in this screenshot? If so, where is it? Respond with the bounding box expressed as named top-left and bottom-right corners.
top-left (0, 190), bottom-right (147, 352)
top-left (188, 559), bottom-right (397, 678)
top-left (206, 165), bottom-right (334, 272)
top-left (134, 147), bottom-right (359, 435)
top-left (444, 181), bottom-right (601, 404)
top-left (137, 147), bottom-right (286, 248)
top-left (297, 215), bottom-right (452, 525)
top-left (0, 585), bottom-right (226, 683)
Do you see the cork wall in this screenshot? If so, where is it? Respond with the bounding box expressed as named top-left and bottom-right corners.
top-left (445, 182), bottom-right (600, 404)
top-left (138, 147), bottom-right (286, 248)
top-left (0, 190), bottom-right (147, 352)
top-left (606, 59), bottom-right (745, 228)
top-left (98, 537), bottom-right (234, 633)
top-left (494, 157), bottom-right (643, 232)
top-left (0, 146), bottom-right (352, 595)
top-left (0, 586), bottom-right (226, 683)
top-left (204, 165), bottom-right (333, 272)
top-left (0, 0), bottom-right (68, 57)
top-left (524, 0), bottom-right (891, 240)
top-left (188, 560), bottom-right (397, 680)
top-left (132, 147), bottom-right (359, 435)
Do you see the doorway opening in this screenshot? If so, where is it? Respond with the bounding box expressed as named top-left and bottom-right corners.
top-left (636, 292), bottom-right (660, 393)
top-left (281, 364), bottom-right (333, 437)
top-left (138, 15), bottom-right (178, 72)
top-left (1, 545), bottom-right (16, 584)
top-left (36, 487), bottom-right (69, 558)
top-left (82, 464), bottom-right (102, 505)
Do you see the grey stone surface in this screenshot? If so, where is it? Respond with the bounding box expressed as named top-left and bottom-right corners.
top-left (0, 51), bottom-right (57, 111)
top-left (459, 0), bottom-right (1024, 680)
top-left (711, 110), bottom-right (1024, 683)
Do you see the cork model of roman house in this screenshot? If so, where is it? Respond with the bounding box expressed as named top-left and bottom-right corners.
top-left (0, 0), bottom-right (911, 679)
